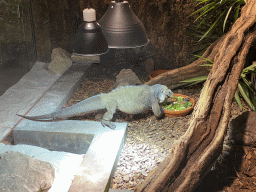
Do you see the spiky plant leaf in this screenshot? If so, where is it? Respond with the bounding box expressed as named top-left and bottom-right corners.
top-left (234, 91), bottom-right (244, 110)
top-left (199, 11), bottom-right (226, 41)
top-left (238, 82), bottom-right (256, 111)
top-left (223, 5), bottom-right (233, 32)
top-left (180, 76), bottom-right (208, 83)
top-left (189, 0), bottom-right (246, 42)
top-left (241, 62), bottom-right (256, 77)
top-left (241, 76), bottom-right (256, 94)
top-left (194, 55), bottom-right (214, 63)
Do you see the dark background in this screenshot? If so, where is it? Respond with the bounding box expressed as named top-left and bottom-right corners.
top-left (0, 0), bottom-right (198, 71)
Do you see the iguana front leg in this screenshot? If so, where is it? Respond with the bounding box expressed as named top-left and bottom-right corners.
top-left (152, 101), bottom-right (164, 118)
top-left (101, 100), bottom-right (117, 130)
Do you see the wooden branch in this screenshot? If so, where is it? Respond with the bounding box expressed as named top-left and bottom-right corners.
top-left (135, 0), bottom-right (256, 191)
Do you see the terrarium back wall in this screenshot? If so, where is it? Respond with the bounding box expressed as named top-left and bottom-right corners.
top-left (31, 0), bottom-right (198, 70)
top-left (0, 0), bottom-right (36, 70)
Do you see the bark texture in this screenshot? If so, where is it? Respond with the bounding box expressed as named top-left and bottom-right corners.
top-left (136, 1), bottom-right (256, 191)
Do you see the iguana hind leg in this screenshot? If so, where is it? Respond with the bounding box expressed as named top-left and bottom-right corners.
top-left (101, 100), bottom-right (117, 130)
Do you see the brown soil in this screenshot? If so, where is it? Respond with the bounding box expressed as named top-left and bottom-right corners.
top-left (64, 65), bottom-right (256, 192)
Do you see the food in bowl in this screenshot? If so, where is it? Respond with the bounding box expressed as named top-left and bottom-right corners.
top-left (162, 96), bottom-right (193, 111)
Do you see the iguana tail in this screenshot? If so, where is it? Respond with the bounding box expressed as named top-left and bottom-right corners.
top-left (17, 94), bottom-right (105, 121)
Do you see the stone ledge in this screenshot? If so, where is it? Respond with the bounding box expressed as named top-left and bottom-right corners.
top-left (14, 120), bottom-right (127, 191)
top-left (0, 62), bottom-right (90, 141)
top-left (0, 62), bottom-right (61, 141)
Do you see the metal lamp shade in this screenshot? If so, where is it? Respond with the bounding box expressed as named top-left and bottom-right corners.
top-left (73, 21), bottom-right (109, 55)
top-left (98, 1), bottom-right (149, 48)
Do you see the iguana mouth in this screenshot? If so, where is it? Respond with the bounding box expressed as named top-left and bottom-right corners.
top-left (168, 92), bottom-right (174, 97)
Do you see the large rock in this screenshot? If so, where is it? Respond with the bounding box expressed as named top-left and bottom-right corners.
top-left (229, 111), bottom-right (256, 146)
top-left (46, 48), bottom-right (72, 75)
top-left (114, 69), bottom-right (143, 88)
top-left (0, 151), bottom-right (55, 192)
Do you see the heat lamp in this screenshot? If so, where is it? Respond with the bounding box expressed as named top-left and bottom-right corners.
top-left (72, 0), bottom-right (149, 56)
top-left (72, 8), bottom-right (109, 55)
top-left (98, 0), bottom-right (149, 48)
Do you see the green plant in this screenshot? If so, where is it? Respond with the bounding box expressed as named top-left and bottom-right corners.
top-left (181, 56), bottom-right (256, 111)
top-left (191, 0), bottom-right (246, 42)
top-left (185, 23), bottom-right (222, 56)
top-left (185, 0), bottom-right (246, 61)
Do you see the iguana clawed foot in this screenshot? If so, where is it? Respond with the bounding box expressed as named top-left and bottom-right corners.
top-left (101, 119), bottom-right (116, 130)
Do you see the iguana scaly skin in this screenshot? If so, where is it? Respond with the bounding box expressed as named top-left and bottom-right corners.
top-left (17, 84), bottom-right (173, 129)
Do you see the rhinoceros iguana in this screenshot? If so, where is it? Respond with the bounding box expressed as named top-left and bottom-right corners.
top-left (17, 84), bottom-right (173, 129)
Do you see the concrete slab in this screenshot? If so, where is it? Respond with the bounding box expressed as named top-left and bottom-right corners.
top-left (0, 62), bottom-right (89, 141)
top-left (14, 120), bottom-right (127, 191)
top-left (0, 62), bottom-right (61, 140)
top-left (0, 127), bottom-right (11, 141)
top-left (14, 120), bottom-right (108, 154)
top-left (19, 64), bottom-right (87, 116)
top-left (13, 63), bottom-right (90, 153)
top-left (68, 122), bottom-right (127, 192)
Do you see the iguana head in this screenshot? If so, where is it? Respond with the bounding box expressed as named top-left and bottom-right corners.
top-left (152, 84), bottom-right (174, 103)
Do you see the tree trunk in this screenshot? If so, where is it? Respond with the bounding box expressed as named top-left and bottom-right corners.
top-left (136, 1), bottom-right (256, 191)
